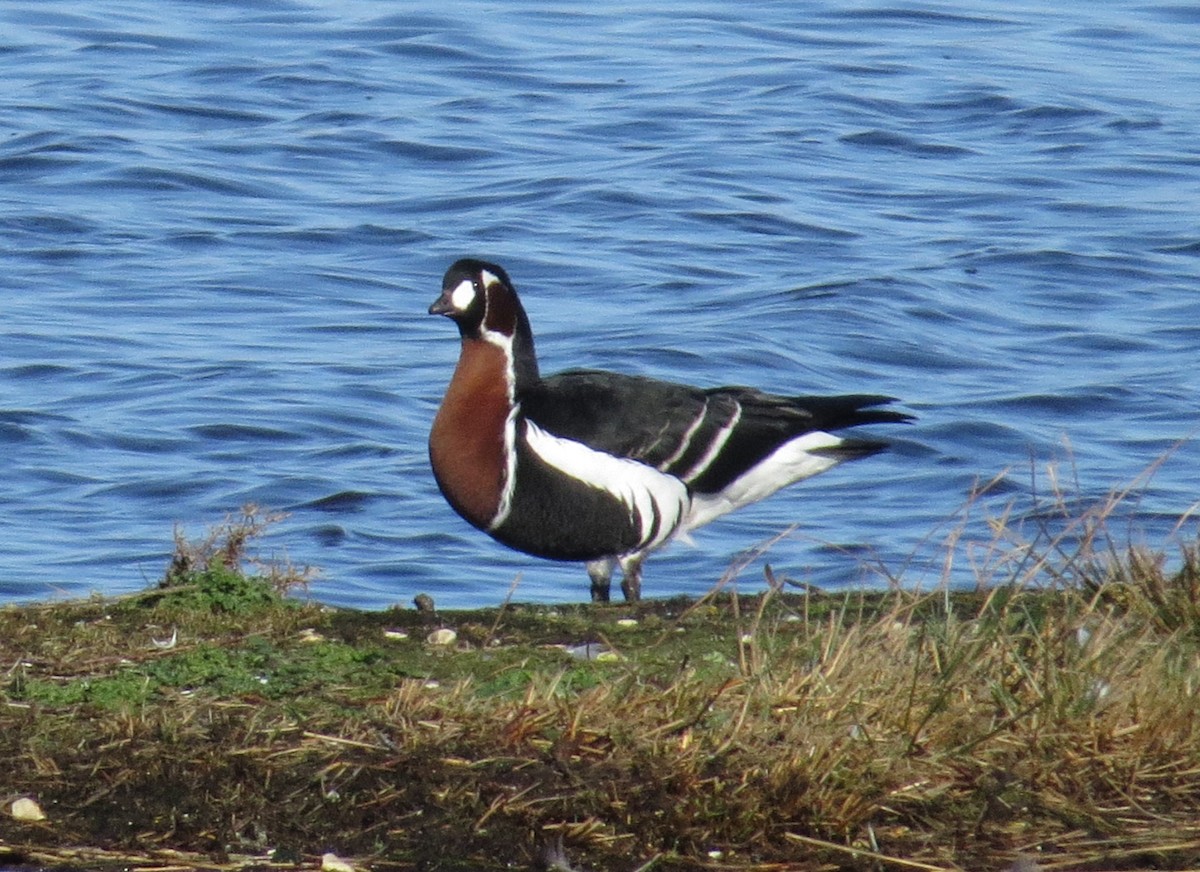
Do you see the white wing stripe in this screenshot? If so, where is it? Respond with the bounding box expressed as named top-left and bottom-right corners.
top-left (679, 403), bottom-right (742, 483)
top-left (656, 398), bottom-right (709, 471)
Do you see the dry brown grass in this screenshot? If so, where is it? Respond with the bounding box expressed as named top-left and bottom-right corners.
top-left (1, 471), bottom-right (1199, 870)
top-left (163, 503), bottom-right (316, 597)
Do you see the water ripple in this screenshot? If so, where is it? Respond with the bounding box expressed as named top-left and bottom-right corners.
top-left (1, 0), bottom-right (1198, 608)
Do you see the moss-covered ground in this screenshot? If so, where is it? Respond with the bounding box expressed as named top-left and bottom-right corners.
top-left (2, 504), bottom-right (1199, 871)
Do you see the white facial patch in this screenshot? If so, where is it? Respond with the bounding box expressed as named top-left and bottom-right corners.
top-left (450, 279), bottom-right (476, 311)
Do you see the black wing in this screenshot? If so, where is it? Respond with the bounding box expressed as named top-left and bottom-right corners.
top-left (520, 370), bottom-right (714, 467)
top-left (521, 369), bottom-right (911, 494)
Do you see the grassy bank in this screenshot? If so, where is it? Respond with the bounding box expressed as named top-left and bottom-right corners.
top-left (2, 501), bottom-right (1200, 871)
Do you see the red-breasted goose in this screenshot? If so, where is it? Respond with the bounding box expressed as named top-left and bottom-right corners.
top-left (428, 258), bottom-right (910, 602)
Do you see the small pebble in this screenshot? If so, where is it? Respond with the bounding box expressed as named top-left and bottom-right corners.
top-left (615, 618), bottom-right (638, 628)
top-left (11, 797), bottom-right (46, 821)
top-left (321, 853), bottom-right (355, 872)
top-left (426, 628), bottom-right (457, 646)
top-left (383, 628), bottom-right (408, 641)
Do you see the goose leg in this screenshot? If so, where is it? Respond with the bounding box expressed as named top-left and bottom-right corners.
top-left (619, 554), bottom-right (645, 603)
top-left (587, 558), bottom-right (613, 603)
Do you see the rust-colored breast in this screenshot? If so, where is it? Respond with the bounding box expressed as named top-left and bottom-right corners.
top-left (429, 339), bottom-right (511, 530)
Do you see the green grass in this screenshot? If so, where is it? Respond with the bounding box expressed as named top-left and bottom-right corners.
top-left (1, 491), bottom-right (1199, 871)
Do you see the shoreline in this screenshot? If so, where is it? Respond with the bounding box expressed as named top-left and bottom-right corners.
top-left (2, 508), bottom-right (1199, 870)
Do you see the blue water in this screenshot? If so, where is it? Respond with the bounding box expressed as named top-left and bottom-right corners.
top-left (3, 1), bottom-right (1199, 609)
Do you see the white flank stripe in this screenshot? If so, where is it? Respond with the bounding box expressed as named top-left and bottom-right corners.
top-left (524, 420), bottom-right (690, 550)
top-left (686, 430), bottom-right (847, 531)
top-left (680, 403), bottom-right (742, 483)
top-left (656, 399), bottom-right (708, 471)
